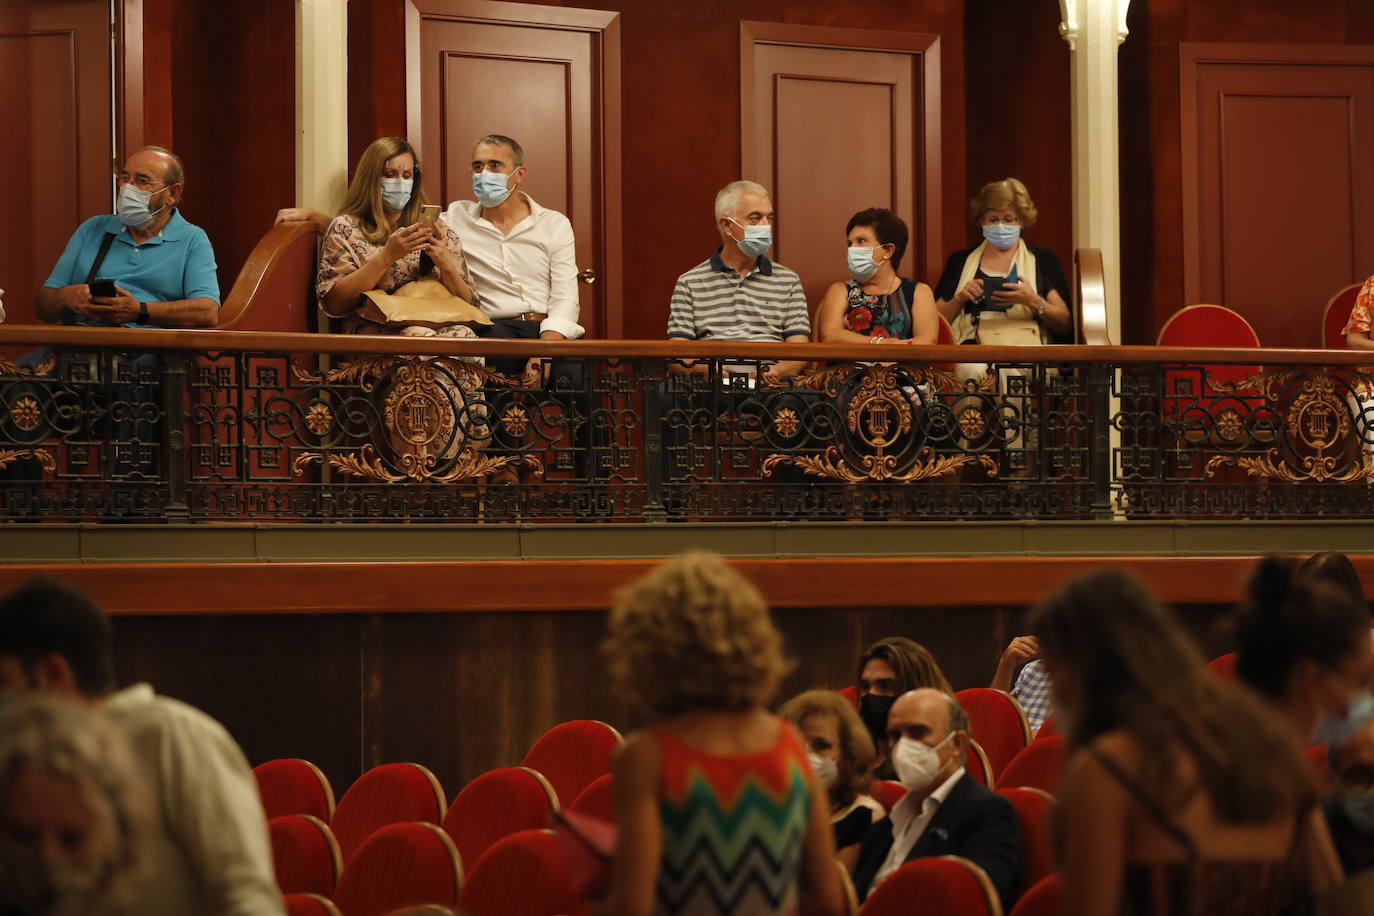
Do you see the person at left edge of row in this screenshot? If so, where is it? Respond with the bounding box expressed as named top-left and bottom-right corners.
top-left (35, 146), bottom-right (219, 329)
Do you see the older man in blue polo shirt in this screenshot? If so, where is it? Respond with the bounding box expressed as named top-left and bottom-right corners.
top-left (35, 146), bottom-right (218, 328)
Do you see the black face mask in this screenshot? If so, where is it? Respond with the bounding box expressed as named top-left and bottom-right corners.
top-left (859, 692), bottom-right (896, 746)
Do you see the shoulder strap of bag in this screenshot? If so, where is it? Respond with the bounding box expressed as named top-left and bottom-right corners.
top-left (84, 232), bottom-right (118, 284)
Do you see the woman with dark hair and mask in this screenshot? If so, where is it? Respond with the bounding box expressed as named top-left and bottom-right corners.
top-left (815, 208), bottom-right (938, 346)
top-left (1033, 566), bottom-right (1337, 916)
top-left (854, 637), bottom-right (951, 779)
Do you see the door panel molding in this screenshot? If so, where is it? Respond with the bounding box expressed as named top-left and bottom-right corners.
top-left (405, 0), bottom-right (622, 336)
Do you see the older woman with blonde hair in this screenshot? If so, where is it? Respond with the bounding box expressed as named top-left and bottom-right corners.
top-left (780, 689), bottom-right (883, 870)
top-left (604, 552), bottom-right (845, 916)
top-left (934, 178), bottom-right (1073, 346)
top-left (0, 695), bottom-right (149, 916)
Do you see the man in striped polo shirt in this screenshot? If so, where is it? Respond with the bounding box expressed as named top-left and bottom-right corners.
top-left (667, 180), bottom-right (810, 382)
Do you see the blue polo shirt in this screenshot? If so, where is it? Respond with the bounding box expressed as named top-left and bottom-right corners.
top-left (43, 210), bottom-right (220, 327)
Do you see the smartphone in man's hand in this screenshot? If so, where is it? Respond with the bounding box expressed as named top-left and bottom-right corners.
top-left (88, 279), bottom-right (117, 299)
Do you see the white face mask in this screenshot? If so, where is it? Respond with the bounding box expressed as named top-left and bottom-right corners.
top-left (891, 732), bottom-right (954, 791)
top-left (807, 752), bottom-right (839, 790)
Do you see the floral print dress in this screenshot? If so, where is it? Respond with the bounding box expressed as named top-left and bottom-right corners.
top-left (842, 278), bottom-right (914, 340)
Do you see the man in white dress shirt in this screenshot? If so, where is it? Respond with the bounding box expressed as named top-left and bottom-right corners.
top-left (0, 577), bottom-right (283, 916)
top-left (851, 688), bottom-right (1020, 906)
top-left (444, 134), bottom-right (582, 385)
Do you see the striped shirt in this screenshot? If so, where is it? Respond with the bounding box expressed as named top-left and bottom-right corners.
top-left (667, 248), bottom-right (810, 341)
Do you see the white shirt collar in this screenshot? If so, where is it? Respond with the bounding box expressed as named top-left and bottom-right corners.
top-left (459, 191), bottom-right (544, 229)
top-left (890, 765), bottom-right (966, 834)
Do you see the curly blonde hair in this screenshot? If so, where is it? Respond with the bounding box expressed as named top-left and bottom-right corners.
top-left (969, 177), bottom-right (1038, 229)
top-left (778, 689), bottom-right (875, 807)
top-left (604, 552), bottom-right (790, 719)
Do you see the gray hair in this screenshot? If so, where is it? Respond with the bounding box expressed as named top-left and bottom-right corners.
top-left (945, 694), bottom-right (970, 762)
top-left (476, 134), bottom-right (524, 167)
top-left (136, 146), bottom-right (184, 186)
top-left (714, 180), bottom-right (770, 222)
top-left (0, 696), bottom-right (149, 909)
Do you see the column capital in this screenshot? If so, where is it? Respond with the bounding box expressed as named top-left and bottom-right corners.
top-left (1058, 0), bottom-right (1130, 51)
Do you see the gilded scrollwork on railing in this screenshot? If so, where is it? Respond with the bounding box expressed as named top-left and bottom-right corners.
top-left (0, 352), bottom-right (55, 377)
top-left (0, 449), bottom-right (55, 473)
top-left (1203, 367), bottom-right (1374, 484)
top-left (293, 444), bottom-right (542, 484)
top-left (762, 363), bottom-right (999, 483)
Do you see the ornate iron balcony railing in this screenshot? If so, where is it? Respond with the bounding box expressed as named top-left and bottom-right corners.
top-left (1, 327), bottom-right (1371, 522)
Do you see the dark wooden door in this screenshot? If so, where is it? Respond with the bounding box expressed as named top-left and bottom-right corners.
top-left (742, 23), bottom-right (941, 314)
top-left (1181, 44), bottom-right (1374, 347)
top-left (0, 0), bottom-right (112, 326)
top-left (409, 0), bottom-right (621, 338)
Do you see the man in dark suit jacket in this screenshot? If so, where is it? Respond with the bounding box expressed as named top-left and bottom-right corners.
top-left (852, 688), bottom-right (1021, 907)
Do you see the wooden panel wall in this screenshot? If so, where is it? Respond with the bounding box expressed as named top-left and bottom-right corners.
top-left (1119, 0), bottom-right (1374, 345)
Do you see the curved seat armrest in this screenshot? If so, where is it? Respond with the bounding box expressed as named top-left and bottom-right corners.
top-left (216, 222), bottom-right (320, 331)
top-left (1075, 248), bottom-right (1110, 345)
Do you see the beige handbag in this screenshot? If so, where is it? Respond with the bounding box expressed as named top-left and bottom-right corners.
top-left (975, 315), bottom-right (1044, 347)
top-left (359, 278), bottom-right (492, 329)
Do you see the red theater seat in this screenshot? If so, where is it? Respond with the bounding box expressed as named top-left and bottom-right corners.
top-left (997, 787), bottom-right (1056, 897)
top-left (859, 855), bottom-right (1001, 915)
top-left (283, 893), bottom-right (342, 916)
top-left (442, 766), bottom-right (559, 870)
top-left (255, 758), bottom-right (337, 822)
top-left (957, 688), bottom-right (1032, 780)
top-left (568, 772), bottom-right (615, 824)
top-left (1206, 652), bottom-right (1238, 682)
top-left (1009, 873), bottom-right (1063, 916)
top-left (521, 720), bottom-right (623, 811)
top-left (871, 780), bottom-right (908, 812)
top-left (838, 685), bottom-right (860, 709)
top-left (1324, 282), bottom-right (1362, 349)
top-left (966, 738), bottom-right (995, 789)
top-left (458, 829), bottom-right (582, 916)
top-left (332, 763), bottom-right (447, 863)
top-left (269, 814), bottom-right (343, 896)
top-left (332, 822), bottom-right (463, 916)
top-left (999, 735), bottom-right (1067, 795)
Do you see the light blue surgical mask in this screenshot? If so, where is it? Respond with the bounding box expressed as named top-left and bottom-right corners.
top-left (380, 177), bottom-right (413, 211)
top-left (473, 170), bottom-right (513, 208)
top-left (116, 183), bottom-right (165, 228)
top-left (983, 223), bottom-right (1021, 251)
top-left (729, 218), bottom-right (772, 258)
top-left (847, 245), bottom-right (888, 283)
top-left (1315, 689), bottom-right (1374, 746)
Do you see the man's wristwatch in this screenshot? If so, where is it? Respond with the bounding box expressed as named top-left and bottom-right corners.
top-left (138, 302), bottom-right (150, 324)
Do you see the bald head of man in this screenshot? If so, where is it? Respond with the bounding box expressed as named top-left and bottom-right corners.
top-left (886, 687), bottom-right (970, 798)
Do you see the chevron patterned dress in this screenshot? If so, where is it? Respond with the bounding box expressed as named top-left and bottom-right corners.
top-left (652, 721), bottom-right (812, 915)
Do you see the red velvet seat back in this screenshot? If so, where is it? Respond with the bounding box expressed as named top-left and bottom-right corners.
top-left (871, 780), bottom-right (908, 813)
top-left (458, 829), bottom-right (582, 916)
top-left (283, 893), bottom-right (342, 916)
top-left (837, 685), bottom-right (860, 709)
top-left (996, 787), bottom-right (1057, 896)
top-left (1156, 304), bottom-right (1261, 388)
top-left (1206, 652), bottom-right (1239, 683)
top-left (568, 772), bottom-right (615, 824)
top-left (332, 763), bottom-right (447, 863)
top-left (999, 735), bottom-right (1068, 795)
top-left (1034, 716), bottom-right (1058, 741)
top-left (957, 688), bottom-right (1032, 780)
top-left (442, 766), bottom-right (558, 869)
top-left (858, 855), bottom-right (1000, 916)
top-left (269, 814), bottom-right (343, 896)
top-left (521, 720), bottom-right (623, 810)
top-left (1324, 283), bottom-right (1362, 349)
top-left (332, 822), bottom-right (463, 916)
top-left (255, 758), bottom-right (336, 822)
top-left (1009, 873), bottom-right (1064, 916)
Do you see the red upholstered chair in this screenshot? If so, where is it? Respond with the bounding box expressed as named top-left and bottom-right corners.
top-left (283, 893), bottom-right (343, 916)
top-left (933, 313), bottom-right (958, 371)
top-left (521, 720), bottom-right (623, 811)
top-left (1206, 652), bottom-right (1239, 683)
top-left (957, 688), bottom-right (1032, 781)
top-left (1156, 306), bottom-right (1263, 456)
top-left (442, 766), bottom-right (559, 870)
top-left (568, 773), bottom-right (615, 824)
top-left (1034, 716), bottom-right (1058, 741)
top-left (996, 787), bottom-right (1056, 897)
top-left (838, 685), bottom-right (860, 709)
top-left (458, 829), bottom-right (582, 916)
top-left (269, 814), bottom-right (343, 896)
top-left (966, 738), bottom-right (995, 789)
top-left (255, 758), bottom-right (337, 822)
top-left (331, 763), bottom-right (448, 863)
top-left (871, 780), bottom-right (908, 812)
top-left (999, 735), bottom-right (1068, 795)
top-left (1009, 873), bottom-right (1063, 916)
top-left (858, 855), bottom-right (1002, 916)
top-left (384, 908), bottom-right (457, 916)
top-left (332, 822), bottom-right (463, 916)
top-left (1323, 282), bottom-right (1362, 349)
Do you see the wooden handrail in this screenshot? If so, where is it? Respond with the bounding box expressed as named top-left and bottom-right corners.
top-left (0, 325), bottom-right (1371, 366)
top-left (1075, 248), bottom-right (1111, 345)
